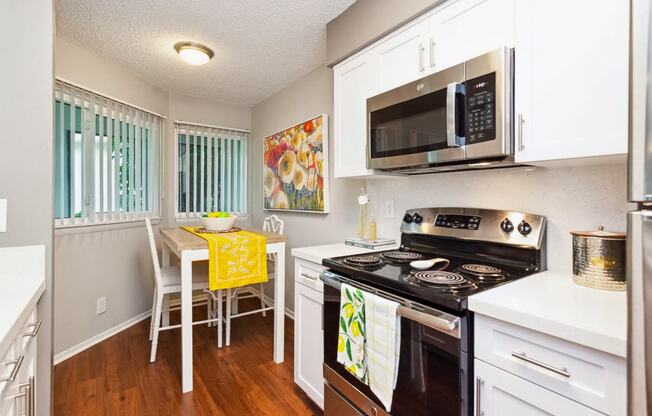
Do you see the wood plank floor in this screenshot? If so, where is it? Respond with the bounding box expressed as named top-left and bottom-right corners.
top-left (54, 301), bottom-right (323, 416)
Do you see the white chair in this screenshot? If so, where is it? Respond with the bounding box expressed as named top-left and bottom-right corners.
top-left (219, 215), bottom-right (284, 346)
top-left (145, 217), bottom-right (219, 362)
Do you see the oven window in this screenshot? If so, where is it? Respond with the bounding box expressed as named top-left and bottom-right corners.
top-left (323, 284), bottom-right (466, 416)
top-left (369, 87), bottom-right (450, 158)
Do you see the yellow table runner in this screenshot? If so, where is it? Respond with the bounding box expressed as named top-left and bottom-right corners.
top-left (182, 227), bottom-right (268, 290)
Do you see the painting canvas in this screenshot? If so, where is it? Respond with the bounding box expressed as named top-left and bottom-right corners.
top-left (263, 114), bottom-right (329, 213)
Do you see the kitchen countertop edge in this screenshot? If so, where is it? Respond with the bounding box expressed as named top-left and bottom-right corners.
top-left (291, 242), bottom-right (400, 264)
top-left (469, 270), bottom-right (627, 358)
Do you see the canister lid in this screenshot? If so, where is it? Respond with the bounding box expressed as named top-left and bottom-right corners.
top-left (570, 226), bottom-right (626, 239)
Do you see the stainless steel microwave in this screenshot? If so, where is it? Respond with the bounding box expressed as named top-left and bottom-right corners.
top-left (367, 47), bottom-right (514, 174)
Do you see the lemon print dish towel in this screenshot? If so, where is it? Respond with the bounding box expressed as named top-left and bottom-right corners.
top-left (336, 283), bottom-right (402, 412)
top-left (337, 283), bottom-right (367, 382)
top-left (183, 227), bottom-right (267, 291)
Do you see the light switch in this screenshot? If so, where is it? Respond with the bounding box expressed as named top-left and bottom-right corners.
top-left (0, 199), bottom-right (6, 232)
top-left (384, 199), bottom-right (395, 219)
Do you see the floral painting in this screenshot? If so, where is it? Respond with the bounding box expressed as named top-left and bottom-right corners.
top-left (263, 114), bottom-right (329, 212)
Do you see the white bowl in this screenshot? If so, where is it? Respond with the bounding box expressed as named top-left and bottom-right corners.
top-left (201, 215), bottom-right (237, 231)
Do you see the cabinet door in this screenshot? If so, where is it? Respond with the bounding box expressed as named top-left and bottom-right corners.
top-left (474, 359), bottom-right (602, 416)
top-left (427, 0), bottom-right (515, 72)
top-left (294, 280), bottom-right (324, 408)
top-left (333, 51), bottom-right (380, 178)
top-left (378, 23), bottom-right (428, 91)
top-left (514, 0), bottom-right (628, 163)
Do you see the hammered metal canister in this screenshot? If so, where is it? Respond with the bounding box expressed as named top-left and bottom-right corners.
top-left (571, 226), bottom-right (626, 291)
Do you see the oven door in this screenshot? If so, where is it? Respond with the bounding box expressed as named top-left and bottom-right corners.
top-left (367, 63), bottom-right (466, 170)
top-left (321, 271), bottom-right (471, 416)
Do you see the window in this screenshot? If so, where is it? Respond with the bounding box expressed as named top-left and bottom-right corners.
top-left (175, 123), bottom-right (248, 217)
top-left (54, 80), bottom-right (162, 226)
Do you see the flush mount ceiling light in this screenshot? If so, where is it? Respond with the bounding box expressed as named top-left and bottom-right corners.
top-left (174, 42), bottom-right (214, 66)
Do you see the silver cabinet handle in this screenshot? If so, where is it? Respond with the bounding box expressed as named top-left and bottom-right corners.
top-left (511, 352), bottom-right (571, 378)
top-left (23, 320), bottom-right (42, 338)
top-left (475, 377), bottom-right (484, 416)
top-left (418, 43), bottom-right (425, 72)
top-left (517, 113), bottom-right (525, 151)
top-left (430, 38), bottom-right (436, 68)
top-left (0, 355), bottom-right (24, 382)
top-left (300, 272), bottom-right (319, 281)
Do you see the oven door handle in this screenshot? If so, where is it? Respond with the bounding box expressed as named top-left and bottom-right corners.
top-left (397, 305), bottom-right (457, 333)
top-left (446, 82), bottom-right (466, 148)
top-left (320, 271), bottom-right (461, 338)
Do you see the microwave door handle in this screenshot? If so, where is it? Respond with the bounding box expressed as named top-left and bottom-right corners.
top-left (446, 82), bottom-right (466, 147)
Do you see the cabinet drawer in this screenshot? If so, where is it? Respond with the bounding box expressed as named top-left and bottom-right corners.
top-left (295, 259), bottom-right (325, 292)
top-left (474, 359), bottom-right (602, 416)
top-left (0, 338), bottom-right (19, 398)
top-left (475, 314), bottom-right (625, 415)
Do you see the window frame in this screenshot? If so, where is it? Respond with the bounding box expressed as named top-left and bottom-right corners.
top-left (174, 121), bottom-right (249, 219)
top-left (54, 79), bottom-right (165, 229)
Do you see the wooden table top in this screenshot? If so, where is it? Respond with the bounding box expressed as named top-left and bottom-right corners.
top-left (160, 227), bottom-right (287, 252)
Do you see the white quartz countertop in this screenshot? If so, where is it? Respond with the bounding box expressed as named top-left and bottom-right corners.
top-left (0, 245), bottom-right (46, 356)
top-left (291, 242), bottom-right (400, 264)
top-left (469, 270), bottom-right (627, 358)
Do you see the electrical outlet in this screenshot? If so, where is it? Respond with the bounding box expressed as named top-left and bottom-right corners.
top-left (0, 199), bottom-right (6, 232)
top-left (96, 297), bottom-right (107, 315)
top-left (384, 199), bottom-right (395, 219)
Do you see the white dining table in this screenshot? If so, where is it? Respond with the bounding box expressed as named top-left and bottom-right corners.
top-left (159, 227), bottom-right (287, 393)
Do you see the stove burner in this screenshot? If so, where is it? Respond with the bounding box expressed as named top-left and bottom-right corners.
top-left (411, 271), bottom-right (476, 291)
top-left (343, 255), bottom-right (383, 268)
top-left (458, 263), bottom-right (507, 282)
top-left (381, 251), bottom-right (423, 262)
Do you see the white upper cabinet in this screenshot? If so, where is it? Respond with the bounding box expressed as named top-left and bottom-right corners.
top-left (333, 50), bottom-right (380, 178)
top-left (377, 23), bottom-right (428, 91)
top-left (514, 0), bottom-right (629, 163)
top-left (427, 0), bottom-right (515, 72)
top-left (333, 0), bottom-right (629, 178)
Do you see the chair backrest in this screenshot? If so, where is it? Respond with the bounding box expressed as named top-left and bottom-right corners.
top-left (145, 217), bottom-right (163, 291)
top-left (263, 215), bottom-right (284, 235)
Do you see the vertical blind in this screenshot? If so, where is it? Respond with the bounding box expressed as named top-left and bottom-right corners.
top-left (175, 122), bottom-right (248, 216)
top-left (54, 80), bottom-right (163, 226)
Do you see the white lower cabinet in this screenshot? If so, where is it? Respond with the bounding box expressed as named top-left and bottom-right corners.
top-left (474, 314), bottom-right (626, 416)
top-left (293, 258), bottom-right (325, 409)
top-left (0, 306), bottom-right (39, 416)
top-left (474, 359), bottom-right (601, 416)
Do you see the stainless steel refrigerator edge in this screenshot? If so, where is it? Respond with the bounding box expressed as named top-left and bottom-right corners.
top-left (628, 1), bottom-right (652, 414)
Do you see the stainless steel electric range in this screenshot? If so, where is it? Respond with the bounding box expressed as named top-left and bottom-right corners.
top-left (320, 207), bottom-right (546, 416)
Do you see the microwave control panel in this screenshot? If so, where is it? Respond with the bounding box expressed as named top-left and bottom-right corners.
top-left (465, 72), bottom-right (496, 144)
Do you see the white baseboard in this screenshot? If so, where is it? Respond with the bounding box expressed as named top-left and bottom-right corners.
top-left (54, 291), bottom-right (293, 366)
top-left (54, 310), bottom-right (152, 365)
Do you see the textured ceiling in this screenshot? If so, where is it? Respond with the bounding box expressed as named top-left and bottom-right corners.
top-left (55, 0), bottom-right (356, 106)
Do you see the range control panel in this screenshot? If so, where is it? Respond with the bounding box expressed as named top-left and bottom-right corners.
top-left (465, 72), bottom-right (496, 145)
top-left (400, 208), bottom-right (547, 250)
top-left (435, 214), bottom-right (481, 230)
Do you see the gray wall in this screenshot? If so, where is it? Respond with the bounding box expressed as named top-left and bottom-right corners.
top-left (53, 36), bottom-right (168, 356)
top-left (53, 36), bottom-right (252, 355)
top-left (0, 1), bottom-right (54, 413)
top-left (251, 67), bottom-right (364, 311)
top-left (326, 0), bottom-right (440, 64)
top-left (366, 163), bottom-right (628, 273)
